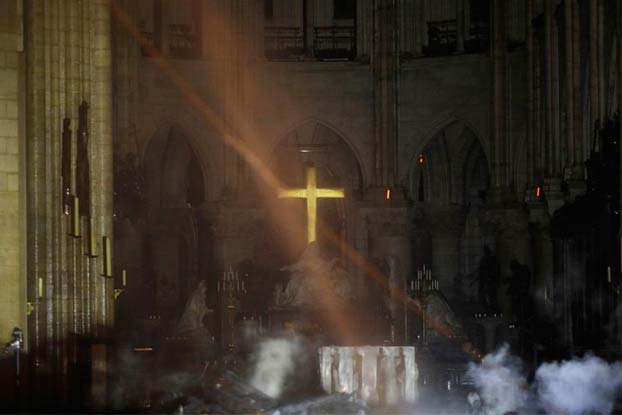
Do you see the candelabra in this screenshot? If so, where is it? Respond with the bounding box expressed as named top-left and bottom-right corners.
top-left (409, 264), bottom-right (439, 294)
top-left (408, 264), bottom-right (438, 344)
top-left (218, 266), bottom-right (246, 352)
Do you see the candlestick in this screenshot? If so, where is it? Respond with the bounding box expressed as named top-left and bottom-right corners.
top-left (102, 236), bottom-right (112, 277)
top-left (122, 269), bottom-right (127, 287)
top-left (38, 277), bottom-right (43, 298)
top-left (72, 196), bottom-right (80, 237)
top-left (608, 266), bottom-right (612, 283)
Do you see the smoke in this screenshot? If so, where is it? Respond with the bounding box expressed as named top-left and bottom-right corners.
top-left (249, 336), bottom-right (303, 399)
top-left (469, 345), bottom-right (622, 415)
top-left (536, 355), bottom-right (622, 415)
top-left (466, 344), bottom-right (529, 415)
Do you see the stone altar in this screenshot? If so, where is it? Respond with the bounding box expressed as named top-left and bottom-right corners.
top-left (318, 346), bottom-right (417, 406)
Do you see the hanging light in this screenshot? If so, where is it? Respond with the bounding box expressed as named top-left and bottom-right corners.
top-left (385, 187), bottom-right (392, 200)
top-left (418, 153), bottom-right (425, 165)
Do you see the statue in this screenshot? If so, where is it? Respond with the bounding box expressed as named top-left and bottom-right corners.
top-left (273, 242), bottom-right (353, 308)
top-left (76, 101), bottom-right (90, 216)
top-left (173, 280), bottom-right (211, 338)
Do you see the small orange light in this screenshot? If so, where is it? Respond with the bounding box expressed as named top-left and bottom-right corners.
top-left (386, 188), bottom-right (391, 200)
top-left (535, 186), bottom-right (541, 198)
top-left (418, 153), bottom-right (424, 165)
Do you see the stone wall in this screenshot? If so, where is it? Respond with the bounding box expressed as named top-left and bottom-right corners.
top-left (0, 0), bottom-right (25, 345)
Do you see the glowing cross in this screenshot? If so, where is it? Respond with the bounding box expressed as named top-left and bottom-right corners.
top-left (278, 166), bottom-right (344, 244)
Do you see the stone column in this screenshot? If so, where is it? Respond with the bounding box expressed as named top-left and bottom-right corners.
top-left (415, 0), bottom-right (425, 55)
top-left (542, 0), bottom-right (563, 213)
top-left (372, 0), bottom-right (399, 188)
top-left (362, 204), bottom-right (412, 344)
top-left (564, 0), bottom-right (575, 168)
top-left (566, 0), bottom-right (586, 197)
top-left (598, 0), bottom-right (605, 123)
top-left (571, 0), bottom-right (583, 166)
top-left (491, 0), bottom-right (508, 194)
top-left (544, 0), bottom-right (553, 178)
top-left (526, 196), bottom-right (553, 317)
top-left (456, 0), bottom-right (464, 52)
top-left (618, 0), bottom-right (622, 356)
top-left (25, 0), bottom-right (114, 406)
top-left (0, 0), bottom-right (25, 362)
top-left (357, 0), bottom-right (371, 58)
top-left (589, 0), bottom-right (599, 137)
top-left (526, 0), bottom-right (534, 186)
top-left (480, 207), bottom-right (531, 317)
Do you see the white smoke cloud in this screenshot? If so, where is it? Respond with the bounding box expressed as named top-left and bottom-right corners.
top-left (249, 336), bottom-right (302, 399)
top-left (469, 345), bottom-right (622, 415)
top-left (536, 355), bottom-right (622, 415)
top-left (466, 344), bottom-right (529, 415)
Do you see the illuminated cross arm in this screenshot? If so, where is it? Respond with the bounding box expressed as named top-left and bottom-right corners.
top-left (278, 166), bottom-right (345, 244)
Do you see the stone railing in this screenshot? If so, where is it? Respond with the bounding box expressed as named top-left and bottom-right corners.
top-left (424, 19), bottom-right (457, 55)
top-left (264, 26), bottom-right (305, 60)
top-left (313, 26), bottom-right (356, 61)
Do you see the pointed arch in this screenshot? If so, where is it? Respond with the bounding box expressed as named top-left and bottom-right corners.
top-left (141, 122), bottom-right (211, 204)
top-left (271, 117), bottom-right (367, 188)
top-left (407, 118), bottom-right (489, 204)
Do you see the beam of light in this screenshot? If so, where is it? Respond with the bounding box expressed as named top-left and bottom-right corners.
top-left (108, 1), bottom-right (481, 358)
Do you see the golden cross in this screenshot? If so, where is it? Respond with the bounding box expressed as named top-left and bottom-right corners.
top-left (278, 166), bottom-right (344, 243)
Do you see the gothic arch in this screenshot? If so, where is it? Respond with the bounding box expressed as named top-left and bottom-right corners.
top-left (407, 117), bottom-right (491, 176)
top-left (265, 119), bottom-right (364, 260)
top-left (139, 123), bottom-right (210, 315)
top-left (407, 119), bottom-right (489, 205)
top-left (142, 123), bottom-right (211, 204)
top-left (271, 117), bottom-right (367, 188)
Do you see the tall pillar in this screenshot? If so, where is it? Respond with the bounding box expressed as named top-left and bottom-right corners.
top-left (526, 0), bottom-right (534, 186)
top-left (571, 0), bottom-right (583, 166)
top-left (542, 0), bottom-right (563, 214)
top-left (357, 0), bottom-right (371, 58)
top-left (544, 0), bottom-right (553, 178)
top-left (363, 206), bottom-right (412, 345)
top-left (25, 0), bottom-right (114, 408)
top-left (589, 0), bottom-right (599, 137)
top-left (456, 0), bottom-right (465, 52)
top-left (564, 0), bottom-right (586, 198)
top-left (372, 0), bottom-right (399, 188)
top-left (490, 0), bottom-right (509, 199)
top-left (0, 0), bottom-right (26, 378)
top-left (617, 0), bottom-right (622, 355)
top-left (481, 207), bottom-right (530, 316)
top-left (564, 0), bottom-right (574, 168)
